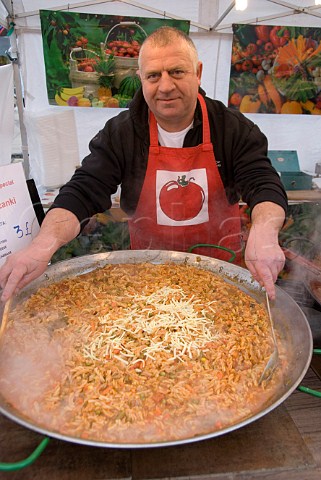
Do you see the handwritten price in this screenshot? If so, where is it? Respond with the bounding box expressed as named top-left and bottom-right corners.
top-left (13, 222), bottom-right (32, 239)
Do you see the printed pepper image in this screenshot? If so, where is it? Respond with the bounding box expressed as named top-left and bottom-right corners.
top-left (239, 95), bottom-right (261, 113)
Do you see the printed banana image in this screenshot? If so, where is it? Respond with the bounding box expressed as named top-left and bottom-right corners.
top-left (55, 86), bottom-right (86, 106)
top-left (60, 90), bottom-right (84, 101)
top-left (55, 93), bottom-right (68, 107)
top-left (61, 86), bottom-right (85, 96)
top-left (54, 93), bottom-right (68, 106)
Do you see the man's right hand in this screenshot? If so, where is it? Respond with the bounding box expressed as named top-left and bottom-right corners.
top-left (0, 244), bottom-right (51, 302)
top-left (0, 208), bottom-right (81, 302)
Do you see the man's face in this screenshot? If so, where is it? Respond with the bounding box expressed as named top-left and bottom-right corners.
top-left (137, 41), bottom-right (202, 132)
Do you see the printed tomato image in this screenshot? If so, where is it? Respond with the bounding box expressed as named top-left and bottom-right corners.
top-left (159, 175), bottom-right (205, 221)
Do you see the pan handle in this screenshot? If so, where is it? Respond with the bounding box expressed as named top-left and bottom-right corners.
top-left (0, 436), bottom-right (50, 471)
top-left (297, 349), bottom-right (321, 398)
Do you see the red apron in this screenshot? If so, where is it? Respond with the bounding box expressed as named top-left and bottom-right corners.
top-left (128, 94), bottom-right (242, 263)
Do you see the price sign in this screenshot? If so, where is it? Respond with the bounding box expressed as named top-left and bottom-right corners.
top-left (0, 163), bottom-right (40, 267)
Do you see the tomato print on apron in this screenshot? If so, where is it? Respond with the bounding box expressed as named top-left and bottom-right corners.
top-left (128, 94), bottom-right (242, 264)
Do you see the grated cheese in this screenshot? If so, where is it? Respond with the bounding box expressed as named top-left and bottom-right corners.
top-left (83, 286), bottom-right (220, 365)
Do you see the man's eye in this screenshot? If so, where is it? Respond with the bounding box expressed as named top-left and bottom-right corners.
top-left (146, 73), bottom-right (160, 82)
top-left (169, 70), bottom-right (185, 79)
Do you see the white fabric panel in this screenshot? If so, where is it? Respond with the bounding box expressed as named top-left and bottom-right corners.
top-left (24, 108), bottom-right (80, 187)
top-left (0, 10), bottom-right (7, 27)
top-left (0, 0), bottom-right (9, 25)
top-left (247, 115), bottom-right (321, 175)
top-left (18, 31), bottom-right (47, 111)
top-left (192, 31), bottom-right (220, 100)
top-left (71, 107), bottom-right (119, 160)
top-left (0, 64), bottom-right (14, 166)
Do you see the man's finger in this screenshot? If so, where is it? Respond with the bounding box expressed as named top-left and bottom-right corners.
top-left (0, 265), bottom-right (28, 302)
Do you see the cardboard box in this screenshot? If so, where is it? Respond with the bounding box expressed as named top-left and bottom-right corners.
top-left (268, 150), bottom-right (313, 191)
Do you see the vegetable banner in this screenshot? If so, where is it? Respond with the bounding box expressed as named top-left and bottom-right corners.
top-left (229, 24), bottom-right (321, 115)
top-left (40, 10), bottom-right (189, 109)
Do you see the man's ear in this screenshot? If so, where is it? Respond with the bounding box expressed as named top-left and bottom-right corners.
top-left (197, 61), bottom-right (203, 84)
top-left (136, 69), bottom-right (141, 79)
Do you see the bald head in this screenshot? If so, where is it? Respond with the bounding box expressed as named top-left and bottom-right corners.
top-left (138, 26), bottom-right (199, 73)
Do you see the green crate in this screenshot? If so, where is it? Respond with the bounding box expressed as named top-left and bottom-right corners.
top-left (268, 150), bottom-right (312, 191)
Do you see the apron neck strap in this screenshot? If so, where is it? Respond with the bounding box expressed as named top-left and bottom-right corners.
top-left (149, 93), bottom-right (211, 147)
top-left (197, 93), bottom-right (211, 144)
top-left (149, 111), bottom-right (159, 147)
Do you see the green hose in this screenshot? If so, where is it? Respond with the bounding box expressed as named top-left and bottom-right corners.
top-left (0, 437), bottom-right (50, 471)
top-left (297, 385), bottom-right (321, 398)
top-left (297, 349), bottom-right (321, 398)
top-left (187, 244), bottom-right (236, 263)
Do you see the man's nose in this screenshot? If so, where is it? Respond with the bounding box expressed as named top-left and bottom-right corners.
top-left (158, 71), bottom-right (175, 91)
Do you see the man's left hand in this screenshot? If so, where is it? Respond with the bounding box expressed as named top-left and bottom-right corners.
top-left (244, 202), bottom-right (286, 300)
top-left (245, 224), bottom-right (285, 300)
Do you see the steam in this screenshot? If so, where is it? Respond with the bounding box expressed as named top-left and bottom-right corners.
top-left (0, 312), bottom-right (74, 421)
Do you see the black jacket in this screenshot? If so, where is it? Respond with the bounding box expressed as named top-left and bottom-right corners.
top-left (53, 88), bottom-right (287, 227)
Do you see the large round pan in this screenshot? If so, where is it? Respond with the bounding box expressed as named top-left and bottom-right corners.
top-left (0, 250), bottom-right (313, 448)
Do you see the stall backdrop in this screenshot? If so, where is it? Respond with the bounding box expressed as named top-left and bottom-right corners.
top-left (1, 0), bottom-right (321, 189)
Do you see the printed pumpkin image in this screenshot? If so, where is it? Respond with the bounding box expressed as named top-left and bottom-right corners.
top-left (159, 175), bottom-right (205, 221)
top-left (272, 35), bottom-right (321, 114)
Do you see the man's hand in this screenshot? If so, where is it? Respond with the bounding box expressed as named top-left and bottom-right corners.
top-left (0, 208), bottom-right (81, 302)
top-left (244, 202), bottom-right (286, 300)
top-left (0, 245), bottom-right (52, 302)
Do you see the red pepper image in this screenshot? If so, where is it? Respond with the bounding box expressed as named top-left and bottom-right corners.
top-left (255, 25), bottom-right (270, 43)
top-left (269, 26), bottom-right (282, 48)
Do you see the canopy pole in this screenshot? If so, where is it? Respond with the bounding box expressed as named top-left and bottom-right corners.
top-left (7, 18), bottom-right (30, 179)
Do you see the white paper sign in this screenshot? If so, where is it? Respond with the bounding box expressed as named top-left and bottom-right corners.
top-left (0, 163), bottom-right (40, 267)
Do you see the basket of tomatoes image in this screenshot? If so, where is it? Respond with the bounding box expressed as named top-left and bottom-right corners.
top-left (101, 21), bottom-right (147, 88)
top-left (69, 47), bottom-right (103, 97)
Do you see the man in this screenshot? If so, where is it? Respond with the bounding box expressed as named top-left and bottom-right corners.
top-left (0, 27), bottom-right (287, 302)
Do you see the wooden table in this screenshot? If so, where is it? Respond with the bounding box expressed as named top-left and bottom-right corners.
top-left (0, 367), bottom-right (320, 480)
top-left (287, 190), bottom-right (321, 202)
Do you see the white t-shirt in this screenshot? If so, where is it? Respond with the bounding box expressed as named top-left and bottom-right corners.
top-left (157, 122), bottom-right (193, 148)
